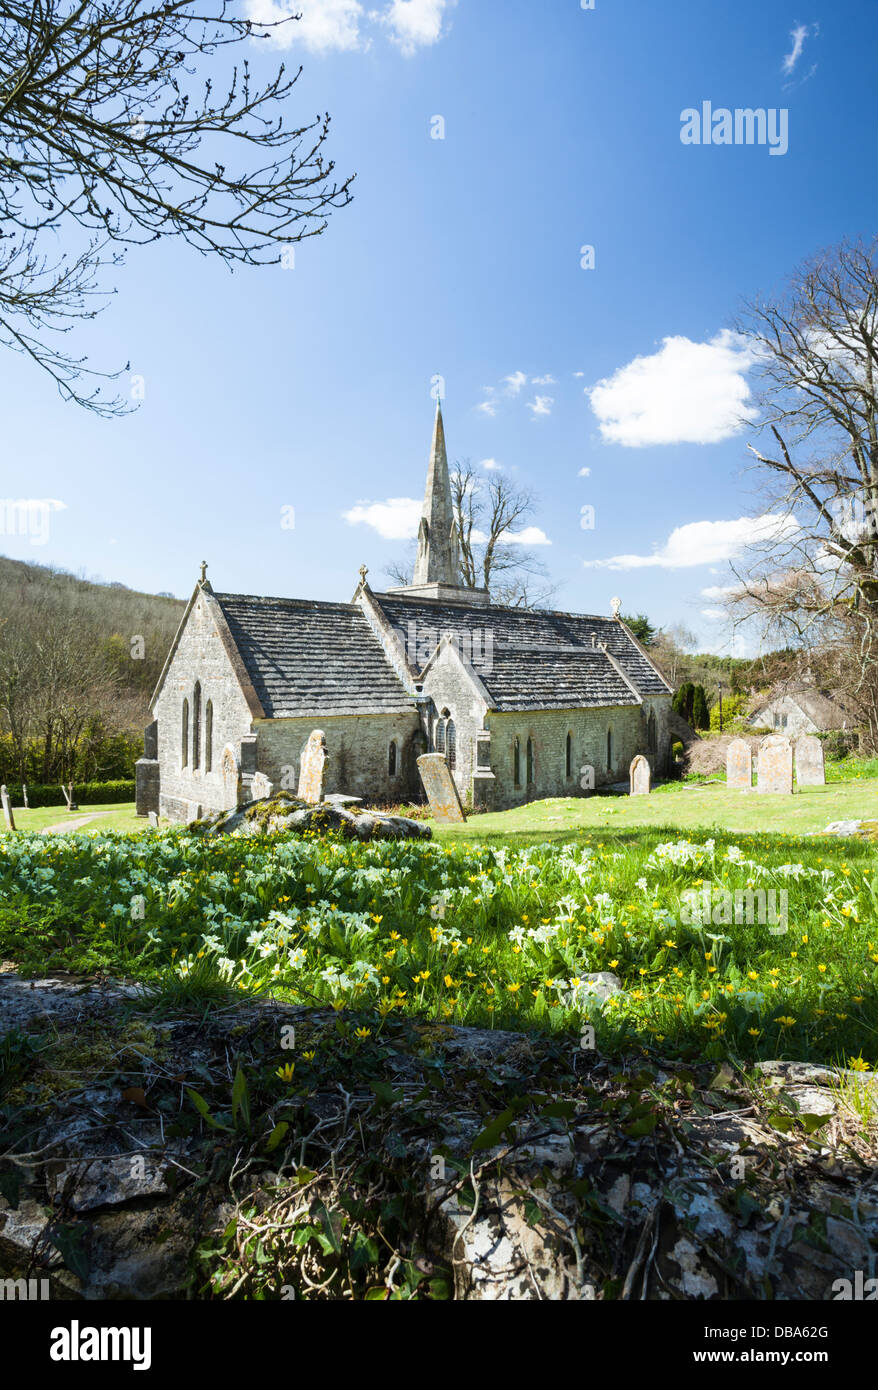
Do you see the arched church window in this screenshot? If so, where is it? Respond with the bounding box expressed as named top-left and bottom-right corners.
top-left (566, 732), bottom-right (572, 778)
top-left (192, 682), bottom-right (202, 770)
top-left (526, 737), bottom-right (534, 785)
top-left (607, 728), bottom-right (613, 772)
top-left (389, 740), bottom-right (398, 776)
top-left (647, 710), bottom-right (656, 753)
top-left (513, 737), bottom-right (521, 788)
top-left (435, 718), bottom-right (445, 754)
top-left (446, 719), bottom-right (456, 772)
top-left (181, 698), bottom-right (189, 769)
top-left (205, 700), bottom-right (213, 772)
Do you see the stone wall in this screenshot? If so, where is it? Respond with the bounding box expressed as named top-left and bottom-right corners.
top-left (254, 712), bottom-right (423, 804)
top-left (154, 592), bottom-right (254, 821)
top-left (485, 704), bottom-right (646, 808)
top-left (419, 647), bottom-right (489, 804)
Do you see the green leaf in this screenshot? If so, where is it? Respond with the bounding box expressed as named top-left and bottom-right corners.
top-left (49, 1222), bottom-right (89, 1280)
top-left (472, 1106), bottom-right (516, 1151)
top-left (265, 1120), bottom-right (289, 1153)
top-left (538, 1100), bottom-right (577, 1120)
top-left (187, 1087), bottom-right (229, 1130)
top-left (799, 1112), bottom-right (831, 1134)
top-left (231, 1065), bottom-right (250, 1131)
top-left (623, 1111), bottom-right (657, 1138)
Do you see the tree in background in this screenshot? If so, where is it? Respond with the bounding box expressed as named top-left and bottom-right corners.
top-left (690, 684), bottom-right (710, 731)
top-left (620, 613), bottom-right (657, 645)
top-left (728, 237), bottom-right (878, 750)
top-left (0, 0), bottom-right (353, 412)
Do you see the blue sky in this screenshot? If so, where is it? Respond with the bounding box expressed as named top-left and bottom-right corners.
top-left (2, 0), bottom-right (876, 652)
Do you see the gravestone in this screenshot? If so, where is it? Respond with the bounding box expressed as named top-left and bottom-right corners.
top-left (795, 734), bottom-right (825, 787)
top-left (147, 811), bottom-right (159, 829)
top-left (221, 744), bottom-right (242, 811)
top-left (629, 754), bottom-right (650, 796)
top-left (298, 730), bottom-right (328, 804)
top-left (726, 738), bottom-right (752, 789)
top-left (0, 785), bottom-right (15, 831)
top-left (417, 753), bottom-right (466, 824)
top-left (757, 734), bottom-right (793, 794)
top-left (250, 771), bottom-right (274, 801)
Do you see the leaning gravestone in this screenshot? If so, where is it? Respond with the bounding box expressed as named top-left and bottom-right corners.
top-left (221, 745), bottom-right (242, 811)
top-left (795, 734), bottom-right (826, 788)
top-left (629, 754), bottom-right (650, 796)
top-left (726, 738), bottom-right (752, 789)
top-left (757, 734), bottom-right (793, 794)
top-left (298, 730), bottom-right (329, 805)
top-left (0, 785), bottom-right (15, 831)
top-left (417, 753), bottom-right (466, 824)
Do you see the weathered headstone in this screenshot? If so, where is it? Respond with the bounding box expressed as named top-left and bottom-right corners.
top-left (629, 754), bottom-right (650, 796)
top-left (298, 730), bottom-right (329, 805)
top-left (726, 738), bottom-right (752, 789)
top-left (795, 734), bottom-right (825, 788)
top-left (0, 785), bottom-right (15, 831)
top-left (221, 744), bottom-right (242, 811)
top-left (757, 734), bottom-right (793, 794)
top-left (147, 811), bottom-right (159, 829)
top-left (21, 783), bottom-right (29, 809)
top-left (417, 753), bottom-right (466, 823)
top-left (250, 771), bottom-right (274, 801)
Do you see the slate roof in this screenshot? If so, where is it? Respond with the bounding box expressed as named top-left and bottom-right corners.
top-left (373, 593), bottom-right (671, 706)
top-left (214, 594), bottom-right (415, 718)
top-left (476, 648), bottom-right (641, 711)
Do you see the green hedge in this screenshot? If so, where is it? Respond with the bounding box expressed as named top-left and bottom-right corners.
top-left (2, 780), bottom-right (135, 808)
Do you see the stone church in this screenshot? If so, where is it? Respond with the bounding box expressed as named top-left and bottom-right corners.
top-left (138, 404), bottom-right (675, 821)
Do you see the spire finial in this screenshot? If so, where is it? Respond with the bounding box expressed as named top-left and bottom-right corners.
top-left (610, 596), bottom-right (621, 618)
top-left (200, 560), bottom-right (208, 585)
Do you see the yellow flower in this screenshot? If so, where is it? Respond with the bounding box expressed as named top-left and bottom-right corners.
top-left (848, 1056), bottom-right (871, 1072)
top-left (275, 1061), bottom-right (295, 1082)
top-left (776, 1016), bottom-right (796, 1027)
top-left (355, 1027), bottom-right (371, 1039)
top-left (507, 983), bottom-right (522, 993)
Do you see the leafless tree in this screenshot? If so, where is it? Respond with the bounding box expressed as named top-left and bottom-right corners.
top-left (0, 0), bottom-right (353, 412)
top-left (386, 462), bottom-right (557, 609)
top-left (725, 237), bottom-right (878, 748)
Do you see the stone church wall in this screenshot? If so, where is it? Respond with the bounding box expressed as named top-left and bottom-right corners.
top-left (485, 704), bottom-right (646, 808)
top-left (154, 593), bottom-right (254, 822)
top-left (255, 712), bottom-right (422, 803)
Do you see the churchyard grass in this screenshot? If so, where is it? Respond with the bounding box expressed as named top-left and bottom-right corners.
top-left (1, 808), bottom-right (877, 1067)
top-left (9, 802), bottom-right (144, 834)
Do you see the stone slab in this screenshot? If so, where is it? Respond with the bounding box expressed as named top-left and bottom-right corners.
top-left (726, 738), bottom-right (752, 789)
top-left (417, 753), bottom-right (466, 823)
top-left (795, 734), bottom-right (825, 787)
top-left (298, 730), bottom-right (328, 805)
top-left (757, 734), bottom-right (793, 794)
top-left (629, 755), bottom-right (650, 796)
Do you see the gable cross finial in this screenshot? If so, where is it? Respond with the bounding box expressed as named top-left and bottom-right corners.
top-left (610, 596), bottom-right (621, 618)
top-left (200, 561), bottom-right (208, 585)
top-left (359, 564), bottom-right (368, 586)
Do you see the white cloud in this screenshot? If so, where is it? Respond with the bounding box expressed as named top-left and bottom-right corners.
top-left (783, 22), bottom-right (818, 73)
top-left (526, 394), bottom-right (554, 418)
top-left (587, 330), bottom-right (760, 447)
top-left (503, 526), bottom-right (551, 546)
top-left (480, 458), bottom-right (502, 471)
top-left (584, 512), bottom-right (799, 570)
top-left (244, 0), bottom-right (452, 53)
top-left (531, 374), bottom-right (556, 385)
top-left (381, 0), bottom-right (452, 55)
top-left (245, 0), bottom-right (364, 52)
top-left (573, 371), bottom-right (585, 379)
top-left (578, 466), bottom-right (591, 478)
top-left (476, 399), bottom-right (497, 417)
top-left (503, 370), bottom-right (528, 396)
top-left (701, 583), bottom-right (739, 600)
top-left (700, 608), bottom-right (725, 621)
top-left (343, 496), bottom-right (420, 539)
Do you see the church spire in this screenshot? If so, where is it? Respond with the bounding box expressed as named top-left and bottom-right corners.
top-left (412, 399), bottom-right (460, 587)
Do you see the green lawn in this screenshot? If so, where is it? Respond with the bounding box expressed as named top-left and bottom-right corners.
top-left (9, 802), bottom-right (144, 834)
top-left (434, 778), bottom-right (878, 846)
